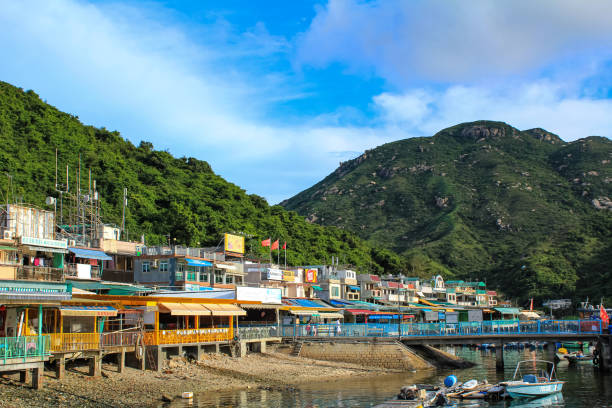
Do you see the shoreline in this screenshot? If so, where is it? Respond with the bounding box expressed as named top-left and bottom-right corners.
top-left (0, 352), bottom-right (408, 407)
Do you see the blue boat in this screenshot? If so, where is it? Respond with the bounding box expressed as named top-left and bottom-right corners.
top-left (502, 360), bottom-right (564, 398)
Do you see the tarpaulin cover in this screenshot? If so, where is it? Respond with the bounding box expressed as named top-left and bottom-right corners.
top-left (68, 247), bottom-right (112, 260)
top-left (185, 258), bottom-right (213, 267)
top-left (494, 307), bottom-right (520, 315)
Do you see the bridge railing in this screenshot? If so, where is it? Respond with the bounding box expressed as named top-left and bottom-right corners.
top-left (281, 319), bottom-right (602, 338)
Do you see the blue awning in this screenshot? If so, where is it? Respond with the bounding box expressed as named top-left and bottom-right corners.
top-left (186, 258), bottom-right (213, 267)
top-left (68, 247), bottom-right (112, 261)
top-left (348, 285), bottom-right (360, 291)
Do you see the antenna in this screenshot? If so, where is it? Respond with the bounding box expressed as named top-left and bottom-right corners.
top-left (121, 187), bottom-right (127, 232)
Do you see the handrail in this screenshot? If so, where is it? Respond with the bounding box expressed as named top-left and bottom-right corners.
top-left (280, 319), bottom-right (603, 338)
top-left (0, 335), bottom-right (50, 364)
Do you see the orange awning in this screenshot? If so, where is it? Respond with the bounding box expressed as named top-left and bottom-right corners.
top-left (202, 303), bottom-right (246, 316)
top-left (158, 303), bottom-right (211, 316)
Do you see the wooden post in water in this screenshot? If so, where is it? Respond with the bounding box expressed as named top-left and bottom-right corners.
top-left (495, 341), bottom-right (504, 371)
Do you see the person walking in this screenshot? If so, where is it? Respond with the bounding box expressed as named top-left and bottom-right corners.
top-left (336, 319), bottom-right (342, 336)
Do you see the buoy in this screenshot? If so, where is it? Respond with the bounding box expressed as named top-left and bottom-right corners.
top-left (182, 392), bottom-right (193, 399)
top-left (444, 375), bottom-right (457, 387)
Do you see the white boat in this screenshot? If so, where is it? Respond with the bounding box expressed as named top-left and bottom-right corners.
top-left (502, 360), bottom-right (564, 398)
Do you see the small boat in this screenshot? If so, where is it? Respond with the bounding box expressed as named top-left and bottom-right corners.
top-left (555, 348), bottom-right (593, 366)
top-left (502, 360), bottom-right (564, 398)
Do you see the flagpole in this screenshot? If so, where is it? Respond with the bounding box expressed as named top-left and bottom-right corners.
top-left (269, 237), bottom-right (272, 265)
top-left (284, 244), bottom-right (286, 268)
top-left (277, 241), bottom-right (280, 265)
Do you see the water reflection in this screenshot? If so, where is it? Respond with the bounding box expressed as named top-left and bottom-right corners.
top-left (181, 347), bottom-right (611, 408)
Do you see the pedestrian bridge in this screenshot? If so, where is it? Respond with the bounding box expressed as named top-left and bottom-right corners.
top-left (236, 319), bottom-right (605, 345)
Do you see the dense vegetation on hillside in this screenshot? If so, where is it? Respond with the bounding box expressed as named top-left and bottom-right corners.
top-left (282, 121), bottom-right (612, 302)
top-left (0, 81), bottom-right (404, 273)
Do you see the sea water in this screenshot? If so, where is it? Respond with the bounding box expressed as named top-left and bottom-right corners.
top-left (182, 348), bottom-right (612, 407)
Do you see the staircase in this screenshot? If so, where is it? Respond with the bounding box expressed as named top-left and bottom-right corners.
top-left (291, 342), bottom-right (303, 357)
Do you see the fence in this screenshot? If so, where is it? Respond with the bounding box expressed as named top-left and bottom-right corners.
top-left (101, 331), bottom-right (141, 348)
top-left (0, 335), bottom-right (50, 364)
top-left (16, 266), bottom-right (64, 281)
top-left (49, 333), bottom-right (100, 352)
top-left (279, 319), bottom-right (603, 338)
top-left (237, 326), bottom-right (279, 340)
top-left (144, 328), bottom-right (232, 345)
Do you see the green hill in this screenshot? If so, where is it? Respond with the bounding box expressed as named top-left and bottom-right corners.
top-left (0, 81), bottom-right (404, 272)
top-left (282, 121), bottom-right (612, 302)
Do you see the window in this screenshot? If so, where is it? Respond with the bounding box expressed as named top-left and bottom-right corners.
top-left (199, 270), bottom-right (209, 282)
top-left (225, 275), bottom-right (233, 284)
top-left (177, 263), bottom-right (184, 272)
top-left (160, 261), bottom-right (169, 272)
top-left (175, 271), bottom-right (184, 281)
top-left (142, 262), bottom-right (150, 273)
top-left (215, 271), bottom-right (224, 284)
top-left (187, 272), bottom-right (196, 281)
top-left (332, 286), bottom-right (340, 297)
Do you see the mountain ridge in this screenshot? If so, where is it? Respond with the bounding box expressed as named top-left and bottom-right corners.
top-left (282, 121), bottom-right (612, 301)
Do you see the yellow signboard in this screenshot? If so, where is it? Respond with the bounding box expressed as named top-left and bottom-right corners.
top-left (224, 234), bottom-right (245, 254)
top-left (282, 270), bottom-right (295, 282)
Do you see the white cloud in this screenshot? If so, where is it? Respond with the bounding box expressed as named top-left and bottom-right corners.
top-left (0, 0), bottom-right (377, 202)
top-left (372, 80), bottom-right (612, 140)
top-left (1, 0), bottom-right (610, 206)
top-left (297, 0), bottom-right (612, 83)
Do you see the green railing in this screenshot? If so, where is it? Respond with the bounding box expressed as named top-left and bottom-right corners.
top-left (0, 335), bottom-right (50, 364)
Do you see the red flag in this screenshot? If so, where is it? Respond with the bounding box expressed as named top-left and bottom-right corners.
top-left (282, 242), bottom-right (286, 250)
top-left (271, 240), bottom-right (279, 250)
top-left (601, 305), bottom-right (609, 328)
top-left (261, 238), bottom-right (271, 247)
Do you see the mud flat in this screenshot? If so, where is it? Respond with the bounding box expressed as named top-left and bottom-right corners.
top-left (0, 352), bottom-right (398, 407)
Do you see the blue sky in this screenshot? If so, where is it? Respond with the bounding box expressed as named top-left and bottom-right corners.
top-left (1, 0), bottom-right (612, 204)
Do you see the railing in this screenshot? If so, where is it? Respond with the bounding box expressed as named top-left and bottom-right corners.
top-left (281, 320), bottom-right (603, 338)
top-left (144, 328), bottom-right (232, 345)
top-left (0, 336), bottom-right (50, 364)
top-left (49, 333), bottom-right (100, 352)
top-left (101, 331), bottom-right (141, 348)
top-left (64, 264), bottom-right (101, 280)
top-left (237, 326), bottom-right (279, 340)
top-left (16, 266), bottom-right (64, 282)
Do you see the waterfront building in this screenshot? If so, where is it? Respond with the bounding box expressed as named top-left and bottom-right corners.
top-left (357, 273), bottom-right (382, 303)
top-left (133, 246), bottom-right (244, 290)
top-left (336, 269), bottom-right (360, 301)
top-left (244, 263), bottom-right (309, 298)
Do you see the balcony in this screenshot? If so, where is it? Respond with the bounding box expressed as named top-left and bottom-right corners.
top-left (64, 264), bottom-right (101, 280)
top-left (144, 328), bottom-right (232, 345)
top-left (16, 266), bottom-right (64, 282)
top-left (49, 333), bottom-right (100, 352)
top-left (0, 335), bottom-right (50, 364)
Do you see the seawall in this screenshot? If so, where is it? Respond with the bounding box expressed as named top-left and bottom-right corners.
top-left (278, 340), bottom-right (433, 371)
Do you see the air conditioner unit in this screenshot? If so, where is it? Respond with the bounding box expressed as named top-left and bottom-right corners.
top-left (68, 240), bottom-right (76, 247)
top-left (3, 231), bottom-right (13, 240)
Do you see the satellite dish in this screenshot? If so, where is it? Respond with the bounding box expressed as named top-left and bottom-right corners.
top-left (45, 197), bottom-right (56, 205)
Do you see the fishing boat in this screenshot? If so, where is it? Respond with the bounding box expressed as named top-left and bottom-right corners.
top-left (502, 360), bottom-right (564, 398)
